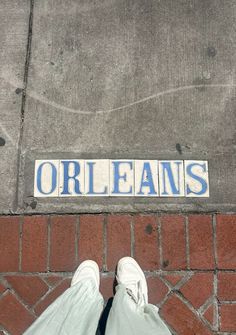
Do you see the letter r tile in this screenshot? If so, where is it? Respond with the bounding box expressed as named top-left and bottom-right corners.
top-left (59, 160), bottom-right (85, 196)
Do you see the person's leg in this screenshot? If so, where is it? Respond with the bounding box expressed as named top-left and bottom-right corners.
top-left (105, 257), bottom-right (171, 335)
top-left (24, 261), bottom-right (104, 335)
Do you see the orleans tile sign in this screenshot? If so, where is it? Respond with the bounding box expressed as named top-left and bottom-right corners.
top-left (34, 160), bottom-right (209, 198)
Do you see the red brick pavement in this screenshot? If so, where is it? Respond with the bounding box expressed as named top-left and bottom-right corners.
top-left (0, 214), bottom-right (235, 334)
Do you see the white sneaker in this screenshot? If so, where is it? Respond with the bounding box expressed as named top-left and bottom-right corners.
top-left (116, 257), bottom-right (148, 307)
top-left (71, 260), bottom-right (100, 289)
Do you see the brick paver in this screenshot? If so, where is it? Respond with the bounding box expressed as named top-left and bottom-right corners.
top-left (188, 215), bottom-right (214, 269)
top-left (220, 304), bottom-right (236, 331)
top-left (0, 292), bottom-right (35, 335)
top-left (161, 294), bottom-right (212, 335)
top-left (203, 304), bottom-right (215, 326)
top-left (134, 215), bottom-right (159, 270)
top-left (50, 216), bottom-right (77, 271)
top-left (146, 276), bottom-right (169, 305)
top-left (180, 273), bottom-right (214, 309)
top-left (217, 214), bottom-right (236, 269)
top-left (78, 215), bottom-right (104, 269)
top-left (5, 276), bottom-right (48, 307)
top-left (0, 217), bottom-right (19, 272)
top-left (161, 215), bottom-right (187, 270)
top-left (0, 214), bottom-right (236, 334)
top-left (218, 272), bottom-right (236, 301)
top-left (22, 216), bottom-right (48, 272)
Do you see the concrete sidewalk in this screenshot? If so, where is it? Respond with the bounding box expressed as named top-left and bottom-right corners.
top-left (0, 0), bottom-right (235, 214)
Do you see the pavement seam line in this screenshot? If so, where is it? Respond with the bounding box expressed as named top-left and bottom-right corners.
top-left (14, 0), bottom-right (35, 212)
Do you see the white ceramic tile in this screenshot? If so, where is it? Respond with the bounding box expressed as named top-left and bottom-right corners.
top-left (159, 160), bottom-right (185, 197)
top-left (34, 160), bottom-right (59, 197)
top-left (135, 160), bottom-right (159, 196)
top-left (85, 159), bottom-right (109, 196)
top-left (34, 158), bottom-right (210, 198)
top-left (59, 160), bottom-right (84, 196)
top-left (184, 160), bottom-right (209, 197)
top-left (110, 160), bottom-right (134, 196)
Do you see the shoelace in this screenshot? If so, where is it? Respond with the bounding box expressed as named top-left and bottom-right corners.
top-left (118, 278), bottom-right (147, 306)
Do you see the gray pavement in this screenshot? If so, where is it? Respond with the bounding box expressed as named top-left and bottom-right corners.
top-left (0, 0), bottom-right (30, 213)
top-left (0, 0), bottom-right (235, 213)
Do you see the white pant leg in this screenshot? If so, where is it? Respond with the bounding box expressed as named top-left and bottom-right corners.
top-left (105, 284), bottom-right (171, 335)
top-left (24, 279), bottom-right (104, 335)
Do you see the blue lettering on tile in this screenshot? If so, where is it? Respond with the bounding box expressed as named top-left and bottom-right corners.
top-left (86, 162), bottom-right (108, 195)
top-left (37, 161), bottom-right (57, 195)
top-left (60, 160), bottom-right (82, 195)
top-left (160, 161), bottom-right (182, 196)
top-left (112, 161), bottom-right (133, 195)
top-left (138, 162), bottom-right (157, 195)
top-left (186, 162), bottom-right (208, 196)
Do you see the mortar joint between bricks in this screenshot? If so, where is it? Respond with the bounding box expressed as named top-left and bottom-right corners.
top-left (219, 301), bottom-right (236, 305)
top-left (218, 300), bottom-right (222, 332)
top-left (32, 282), bottom-right (56, 312)
top-left (213, 215), bottom-right (219, 330)
top-left (157, 215), bottom-right (163, 269)
top-left (185, 215), bottom-right (190, 269)
top-left (157, 289), bottom-right (172, 309)
top-left (3, 277), bottom-right (36, 318)
top-left (75, 216), bottom-right (79, 266)
top-left (175, 290), bottom-right (214, 331)
top-left (47, 216), bottom-right (51, 272)
top-left (214, 273), bottom-right (220, 331)
top-left (212, 214), bottom-right (218, 269)
top-left (198, 295), bottom-right (214, 315)
top-left (102, 214), bottom-right (108, 272)
top-left (19, 215), bottom-right (23, 271)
